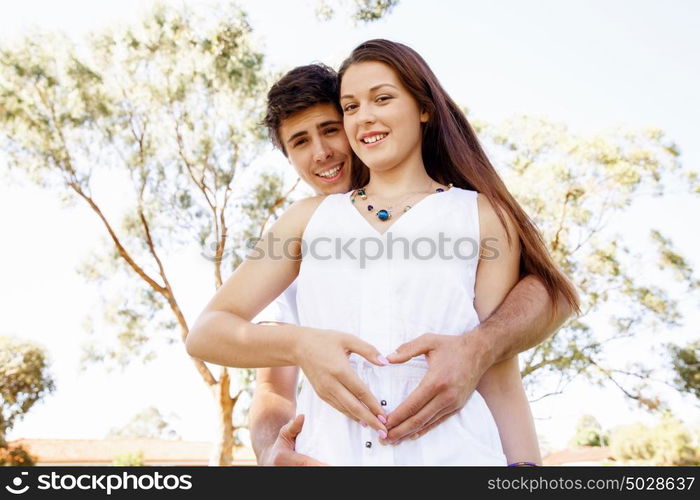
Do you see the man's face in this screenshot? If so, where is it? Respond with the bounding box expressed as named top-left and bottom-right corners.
top-left (278, 103), bottom-right (353, 195)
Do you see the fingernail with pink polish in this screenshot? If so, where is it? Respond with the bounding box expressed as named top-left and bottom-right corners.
top-left (377, 414), bottom-right (387, 424)
top-left (378, 430), bottom-right (387, 439)
top-left (377, 355), bottom-right (390, 365)
top-left (360, 421), bottom-right (368, 427)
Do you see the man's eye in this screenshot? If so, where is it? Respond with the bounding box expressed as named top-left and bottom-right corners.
top-left (324, 127), bottom-right (339, 134)
top-left (293, 138), bottom-right (307, 147)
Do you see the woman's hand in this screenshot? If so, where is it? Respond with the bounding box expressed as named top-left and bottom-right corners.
top-left (383, 332), bottom-right (488, 444)
top-left (294, 328), bottom-right (390, 437)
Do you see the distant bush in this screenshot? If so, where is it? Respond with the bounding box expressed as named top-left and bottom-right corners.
top-left (0, 443), bottom-right (36, 466)
top-left (610, 412), bottom-right (700, 465)
top-left (112, 451), bottom-right (145, 466)
top-left (570, 415), bottom-right (610, 447)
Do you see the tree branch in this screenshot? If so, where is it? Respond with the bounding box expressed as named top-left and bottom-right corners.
top-left (257, 177), bottom-right (301, 241)
top-left (69, 183), bottom-right (167, 293)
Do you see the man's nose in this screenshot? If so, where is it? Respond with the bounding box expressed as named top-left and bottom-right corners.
top-left (313, 145), bottom-right (333, 162)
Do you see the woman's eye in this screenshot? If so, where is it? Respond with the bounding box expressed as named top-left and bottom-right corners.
top-left (343, 103), bottom-right (357, 113)
top-left (376, 95), bottom-right (392, 103)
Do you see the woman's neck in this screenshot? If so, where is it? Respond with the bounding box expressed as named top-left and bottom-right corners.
top-left (363, 159), bottom-right (435, 199)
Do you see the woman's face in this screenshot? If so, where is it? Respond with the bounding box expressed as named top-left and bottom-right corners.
top-left (340, 61), bottom-right (428, 174)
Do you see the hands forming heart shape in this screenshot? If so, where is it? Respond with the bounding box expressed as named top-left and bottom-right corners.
top-left (295, 329), bottom-right (487, 446)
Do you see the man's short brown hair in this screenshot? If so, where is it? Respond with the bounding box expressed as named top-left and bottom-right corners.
top-left (263, 63), bottom-right (340, 155)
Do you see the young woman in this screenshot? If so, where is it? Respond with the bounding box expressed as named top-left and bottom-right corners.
top-left (187, 40), bottom-right (579, 465)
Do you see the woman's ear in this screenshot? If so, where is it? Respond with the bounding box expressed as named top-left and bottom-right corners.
top-left (420, 109), bottom-right (430, 123)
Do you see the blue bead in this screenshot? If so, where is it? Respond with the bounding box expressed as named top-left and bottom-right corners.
top-left (377, 209), bottom-right (390, 221)
top-left (436, 188), bottom-right (444, 192)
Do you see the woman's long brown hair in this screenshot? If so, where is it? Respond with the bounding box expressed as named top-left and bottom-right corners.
top-left (339, 39), bottom-right (580, 315)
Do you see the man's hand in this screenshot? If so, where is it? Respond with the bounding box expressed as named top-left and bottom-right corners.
top-left (295, 328), bottom-right (389, 437)
top-left (259, 414), bottom-right (326, 466)
top-left (383, 333), bottom-right (490, 444)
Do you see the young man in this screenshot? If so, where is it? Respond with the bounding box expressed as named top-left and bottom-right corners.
top-left (244, 64), bottom-right (575, 465)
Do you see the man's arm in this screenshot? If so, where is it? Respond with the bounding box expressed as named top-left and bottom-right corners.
top-left (249, 366), bottom-right (297, 462)
top-left (462, 274), bottom-right (575, 377)
top-left (249, 366), bottom-right (324, 465)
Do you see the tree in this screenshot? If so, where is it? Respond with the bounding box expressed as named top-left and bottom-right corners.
top-left (0, 442), bottom-right (36, 466)
top-left (669, 340), bottom-right (700, 401)
top-left (0, 336), bottom-right (55, 464)
top-left (315, 0), bottom-right (400, 23)
top-left (569, 414), bottom-right (609, 447)
top-left (107, 406), bottom-right (180, 440)
top-left (0, 2), bottom-right (288, 465)
top-left (609, 411), bottom-right (700, 465)
top-left (472, 114), bottom-right (700, 409)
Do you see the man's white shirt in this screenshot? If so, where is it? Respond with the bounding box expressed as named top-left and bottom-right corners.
top-left (253, 279), bottom-right (299, 325)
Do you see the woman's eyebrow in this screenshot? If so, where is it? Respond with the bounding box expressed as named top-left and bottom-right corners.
top-left (340, 83), bottom-right (398, 100)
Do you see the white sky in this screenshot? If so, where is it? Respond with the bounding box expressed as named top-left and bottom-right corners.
top-left (2, 0), bottom-right (699, 452)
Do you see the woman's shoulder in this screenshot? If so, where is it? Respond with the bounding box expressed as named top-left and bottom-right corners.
top-left (474, 192), bottom-right (519, 242)
top-left (449, 185), bottom-right (479, 200)
top-left (275, 194), bottom-right (332, 236)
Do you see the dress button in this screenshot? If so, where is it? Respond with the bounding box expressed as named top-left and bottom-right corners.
top-left (365, 441), bottom-right (372, 448)
top-left (381, 400), bottom-right (387, 406)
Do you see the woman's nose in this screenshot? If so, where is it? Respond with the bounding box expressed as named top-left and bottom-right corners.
top-left (356, 106), bottom-right (376, 125)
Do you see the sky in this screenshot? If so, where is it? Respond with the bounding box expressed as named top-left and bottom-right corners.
top-left (1, 0), bottom-right (699, 453)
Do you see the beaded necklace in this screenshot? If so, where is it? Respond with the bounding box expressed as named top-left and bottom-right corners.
top-left (351, 182), bottom-right (454, 221)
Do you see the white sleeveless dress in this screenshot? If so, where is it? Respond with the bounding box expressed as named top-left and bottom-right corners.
top-left (294, 187), bottom-right (506, 465)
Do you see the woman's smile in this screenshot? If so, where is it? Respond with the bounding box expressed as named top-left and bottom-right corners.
top-left (359, 131), bottom-right (390, 147)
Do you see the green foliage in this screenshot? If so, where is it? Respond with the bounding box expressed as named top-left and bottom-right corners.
top-left (609, 411), bottom-right (700, 465)
top-left (0, 2), bottom-right (273, 367)
top-left (0, 336), bottom-right (56, 444)
top-left (79, 285), bottom-right (169, 371)
top-left (107, 406), bottom-right (180, 440)
top-left (476, 115), bottom-right (700, 407)
top-left (232, 171), bottom-right (293, 269)
top-left (668, 341), bottom-right (700, 400)
top-left (315, 0), bottom-right (399, 23)
top-left (0, 442), bottom-right (36, 466)
top-left (112, 450), bottom-right (145, 466)
top-left (570, 415), bottom-right (610, 447)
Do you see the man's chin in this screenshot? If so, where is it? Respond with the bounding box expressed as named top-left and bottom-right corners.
top-left (314, 175), bottom-right (351, 195)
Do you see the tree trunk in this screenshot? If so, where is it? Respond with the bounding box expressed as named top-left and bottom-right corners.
top-left (209, 366), bottom-right (234, 466)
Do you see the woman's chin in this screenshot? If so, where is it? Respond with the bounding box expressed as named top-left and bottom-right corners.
top-left (361, 159), bottom-right (395, 173)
